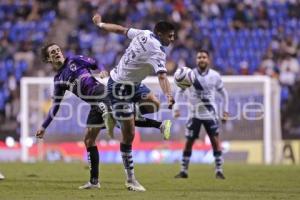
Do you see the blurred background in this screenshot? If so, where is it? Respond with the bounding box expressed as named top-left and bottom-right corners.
top-left (0, 0), bottom-right (300, 164)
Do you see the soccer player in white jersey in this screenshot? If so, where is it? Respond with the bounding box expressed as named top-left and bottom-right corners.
top-left (174, 50), bottom-right (229, 180)
top-left (92, 14), bottom-right (175, 191)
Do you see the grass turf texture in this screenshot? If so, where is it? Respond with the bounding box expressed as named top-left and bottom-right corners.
top-left (0, 163), bottom-right (299, 200)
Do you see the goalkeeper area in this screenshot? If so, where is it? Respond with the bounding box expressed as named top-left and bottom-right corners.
top-left (1, 163), bottom-right (299, 200)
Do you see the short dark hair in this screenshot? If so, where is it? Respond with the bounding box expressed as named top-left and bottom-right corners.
top-left (154, 21), bottom-right (175, 34)
top-left (197, 49), bottom-right (210, 56)
top-left (41, 43), bottom-right (58, 63)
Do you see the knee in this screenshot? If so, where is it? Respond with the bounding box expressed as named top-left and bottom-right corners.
top-left (145, 100), bottom-right (160, 112)
top-left (84, 137), bottom-right (95, 147)
top-left (154, 100), bottom-right (160, 111)
top-left (123, 131), bottom-right (135, 144)
top-left (120, 120), bottom-right (135, 144)
top-left (144, 94), bottom-right (160, 111)
top-left (84, 129), bottom-right (96, 147)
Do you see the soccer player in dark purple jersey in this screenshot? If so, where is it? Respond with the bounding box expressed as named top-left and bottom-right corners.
top-left (36, 43), bottom-right (115, 189)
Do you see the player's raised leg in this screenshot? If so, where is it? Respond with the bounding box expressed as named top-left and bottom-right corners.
top-left (79, 127), bottom-right (101, 189)
top-left (135, 91), bottom-right (172, 140)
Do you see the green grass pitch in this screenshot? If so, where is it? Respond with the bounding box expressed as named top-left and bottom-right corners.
top-left (0, 163), bottom-right (299, 200)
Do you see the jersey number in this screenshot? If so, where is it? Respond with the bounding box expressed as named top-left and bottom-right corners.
top-left (124, 50), bottom-right (136, 65)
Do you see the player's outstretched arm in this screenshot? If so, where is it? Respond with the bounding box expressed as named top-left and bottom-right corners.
top-left (92, 14), bottom-right (128, 35)
top-left (36, 102), bottom-right (60, 139)
top-left (36, 89), bottom-right (65, 139)
top-left (158, 72), bottom-right (175, 109)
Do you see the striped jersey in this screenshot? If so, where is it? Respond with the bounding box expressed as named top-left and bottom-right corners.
top-left (175, 68), bottom-right (228, 119)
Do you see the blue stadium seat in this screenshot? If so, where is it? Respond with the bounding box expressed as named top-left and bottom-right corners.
top-left (42, 11), bottom-right (56, 23)
top-left (31, 31), bottom-right (45, 44)
top-left (223, 9), bottom-right (235, 20)
top-left (0, 63), bottom-right (8, 82)
top-left (4, 58), bottom-right (14, 70)
top-left (36, 21), bottom-right (50, 32)
top-left (0, 90), bottom-right (6, 111)
top-left (280, 86), bottom-right (289, 104)
top-left (17, 60), bottom-right (28, 73)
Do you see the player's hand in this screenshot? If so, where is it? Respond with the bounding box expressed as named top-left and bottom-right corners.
top-left (167, 95), bottom-right (175, 109)
top-left (92, 14), bottom-right (102, 25)
top-left (36, 128), bottom-right (46, 139)
top-left (222, 112), bottom-right (229, 124)
top-left (99, 70), bottom-right (109, 79)
top-left (173, 109), bottom-right (181, 118)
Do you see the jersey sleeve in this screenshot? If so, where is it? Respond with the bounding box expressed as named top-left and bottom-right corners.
top-left (215, 73), bottom-right (224, 91)
top-left (41, 84), bottom-right (66, 129)
top-left (126, 28), bottom-right (146, 39)
top-left (76, 55), bottom-right (98, 70)
top-left (147, 50), bottom-right (167, 74)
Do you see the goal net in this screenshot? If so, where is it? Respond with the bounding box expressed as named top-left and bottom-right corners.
top-left (20, 75), bottom-right (281, 164)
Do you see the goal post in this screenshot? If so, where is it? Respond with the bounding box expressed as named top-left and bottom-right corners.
top-left (20, 77), bottom-right (53, 162)
top-left (20, 75), bottom-right (281, 164)
top-left (220, 76), bottom-right (281, 164)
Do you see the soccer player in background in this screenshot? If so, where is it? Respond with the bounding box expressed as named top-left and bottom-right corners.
top-left (0, 171), bottom-right (4, 180)
top-left (36, 43), bottom-right (115, 189)
top-left (93, 14), bottom-right (175, 191)
top-left (174, 50), bottom-right (229, 179)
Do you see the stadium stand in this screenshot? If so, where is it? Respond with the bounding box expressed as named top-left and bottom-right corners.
top-left (0, 0), bottom-right (58, 137)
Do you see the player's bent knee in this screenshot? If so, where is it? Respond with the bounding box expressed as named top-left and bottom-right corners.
top-left (144, 94), bottom-right (160, 111)
top-left (84, 128), bottom-right (97, 147)
top-left (84, 137), bottom-right (96, 147)
top-left (148, 100), bottom-right (160, 112)
top-left (154, 100), bottom-right (160, 111)
top-left (139, 98), bottom-right (160, 112)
